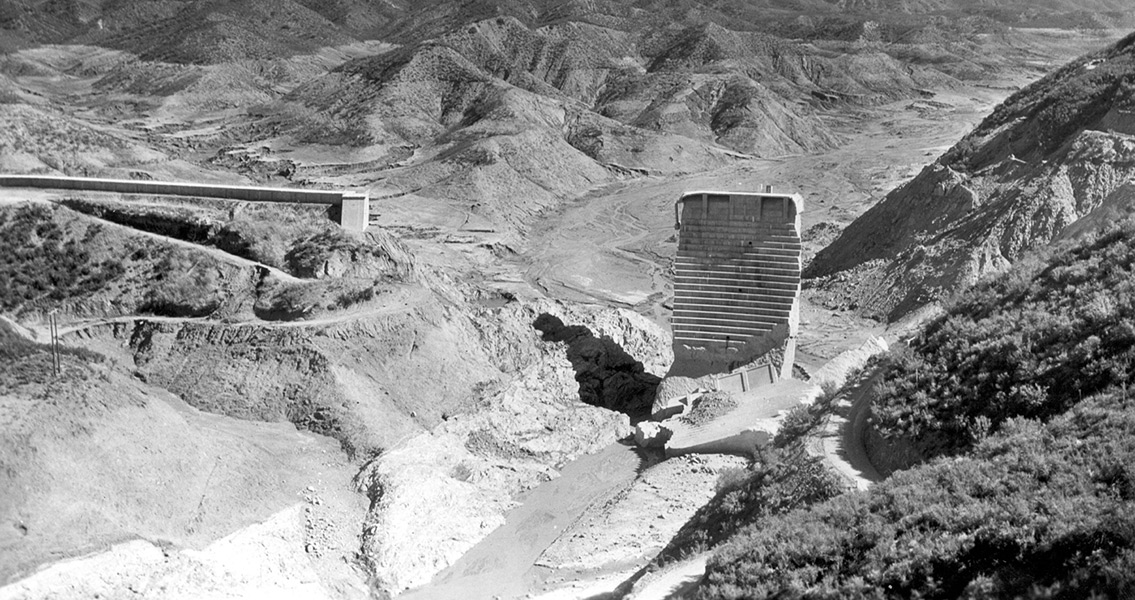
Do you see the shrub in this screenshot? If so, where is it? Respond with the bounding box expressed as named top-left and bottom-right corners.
top-left (869, 219), bottom-right (1135, 461)
top-left (692, 219), bottom-right (1135, 599)
top-left (0, 204), bottom-right (125, 312)
top-left (697, 389), bottom-right (1135, 600)
top-left (652, 443), bottom-right (842, 567)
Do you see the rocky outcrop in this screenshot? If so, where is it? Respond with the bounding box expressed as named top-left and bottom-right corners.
top-left (344, 300), bottom-right (669, 596)
top-left (1058, 181), bottom-right (1135, 240)
top-left (807, 32), bottom-right (1135, 321)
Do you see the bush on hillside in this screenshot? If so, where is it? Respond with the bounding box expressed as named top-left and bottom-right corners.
top-left (0, 204), bottom-right (125, 312)
top-left (693, 219), bottom-right (1135, 599)
top-left (870, 219), bottom-right (1135, 462)
top-left (650, 443), bottom-right (842, 567)
top-left (698, 389), bottom-right (1135, 600)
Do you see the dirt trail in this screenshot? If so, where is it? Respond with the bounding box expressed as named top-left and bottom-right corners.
top-left (625, 373), bottom-right (886, 600)
top-left (626, 553), bottom-right (708, 600)
top-left (20, 284), bottom-right (430, 343)
top-left (400, 443), bottom-right (644, 600)
top-left (832, 372), bottom-right (886, 488)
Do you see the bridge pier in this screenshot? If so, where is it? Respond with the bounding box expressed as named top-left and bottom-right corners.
top-left (340, 192), bottom-right (370, 231)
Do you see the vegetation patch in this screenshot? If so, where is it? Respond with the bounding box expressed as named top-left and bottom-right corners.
top-left (691, 220), bottom-right (1135, 599)
top-left (698, 389), bottom-right (1135, 599)
top-left (60, 197), bottom-right (413, 281)
top-left (0, 319), bottom-right (104, 387)
top-left (648, 443), bottom-right (842, 570)
top-left (870, 220), bottom-right (1135, 465)
top-left (0, 204), bottom-right (125, 313)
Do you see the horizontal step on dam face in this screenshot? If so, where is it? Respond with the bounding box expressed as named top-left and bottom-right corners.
top-left (680, 220), bottom-right (797, 231)
top-left (674, 272), bottom-right (801, 286)
top-left (678, 242), bottom-right (802, 256)
top-left (674, 275), bottom-right (800, 289)
top-left (673, 301), bottom-right (793, 317)
top-left (678, 230), bottom-right (802, 245)
top-left (673, 295), bottom-right (797, 310)
top-left (679, 220), bottom-right (799, 235)
top-left (672, 306), bottom-right (795, 323)
top-left (676, 256), bottom-right (800, 270)
top-left (677, 226), bottom-right (801, 239)
top-left (672, 261), bottom-right (800, 277)
top-left (667, 310), bottom-right (785, 324)
top-left (672, 324), bottom-right (777, 340)
top-left (680, 236), bottom-right (802, 249)
top-left (672, 299), bottom-right (795, 315)
top-left (672, 317), bottom-right (789, 332)
top-left (673, 282), bottom-right (800, 296)
top-left (672, 327), bottom-right (777, 342)
top-left (674, 285), bottom-right (800, 300)
top-left (673, 282), bottom-right (800, 298)
top-left (679, 242), bottom-right (803, 254)
top-left (673, 332), bottom-right (774, 347)
top-left (673, 306), bottom-right (792, 321)
top-left (675, 255), bottom-right (800, 267)
top-left (677, 250), bottom-right (801, 264)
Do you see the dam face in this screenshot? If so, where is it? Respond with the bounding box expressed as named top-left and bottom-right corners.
top-left (669, 190), bottom-right (803, 380)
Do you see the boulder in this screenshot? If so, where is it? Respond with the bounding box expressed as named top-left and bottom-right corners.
top-left (633, 421), bottom-right (673, 448)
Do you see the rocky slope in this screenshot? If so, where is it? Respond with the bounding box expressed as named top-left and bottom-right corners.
top-left (806, 31), bottom-right (1135, 321)
top-left (0, 195), bottom-right (674, 598)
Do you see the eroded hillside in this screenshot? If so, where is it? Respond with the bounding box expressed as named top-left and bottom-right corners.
top-left (1, 2), bottom-right (1132, 599)
top-left (807, 31), bottom-right (1135, 321)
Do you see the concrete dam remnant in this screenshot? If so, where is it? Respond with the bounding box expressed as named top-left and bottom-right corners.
top-left (668, 189), bottom-right (803, 383)
top-left (644, 189), bottom-right (809, 451)
top-left (0, 175), bottom-right (371, 231)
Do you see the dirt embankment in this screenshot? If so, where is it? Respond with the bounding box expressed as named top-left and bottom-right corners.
top-left (2, 250), bottom-right (674, 599)
top-left (0, 325), bottom-right (368, 596)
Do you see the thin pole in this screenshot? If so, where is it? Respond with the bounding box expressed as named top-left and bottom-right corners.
top-left (50, 312), bottom-right (59, 377)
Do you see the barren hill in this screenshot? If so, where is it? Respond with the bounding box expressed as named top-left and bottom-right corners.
top-left (806, 31), bottom-right (1135, 321)
top-left (1, 2), bottom-right (1132, 599)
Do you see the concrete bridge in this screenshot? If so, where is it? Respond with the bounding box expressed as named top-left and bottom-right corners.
top-left (0, 175), bottom-right (370, 231)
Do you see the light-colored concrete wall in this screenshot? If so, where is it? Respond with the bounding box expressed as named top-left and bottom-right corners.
top-left (669, 190), bottom-right (803, 378)
top-left (0, 175), bottom-right (369, 231)
top-left (340, 193), bottom-right (370, 232)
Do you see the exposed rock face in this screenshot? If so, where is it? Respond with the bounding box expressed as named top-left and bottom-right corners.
top-left (1058, 181), bottom-right (1135, 240)
top-left (350, 300), bottom-right (668, 596)
top-left (807, 32), bottom-right (1135, 321)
